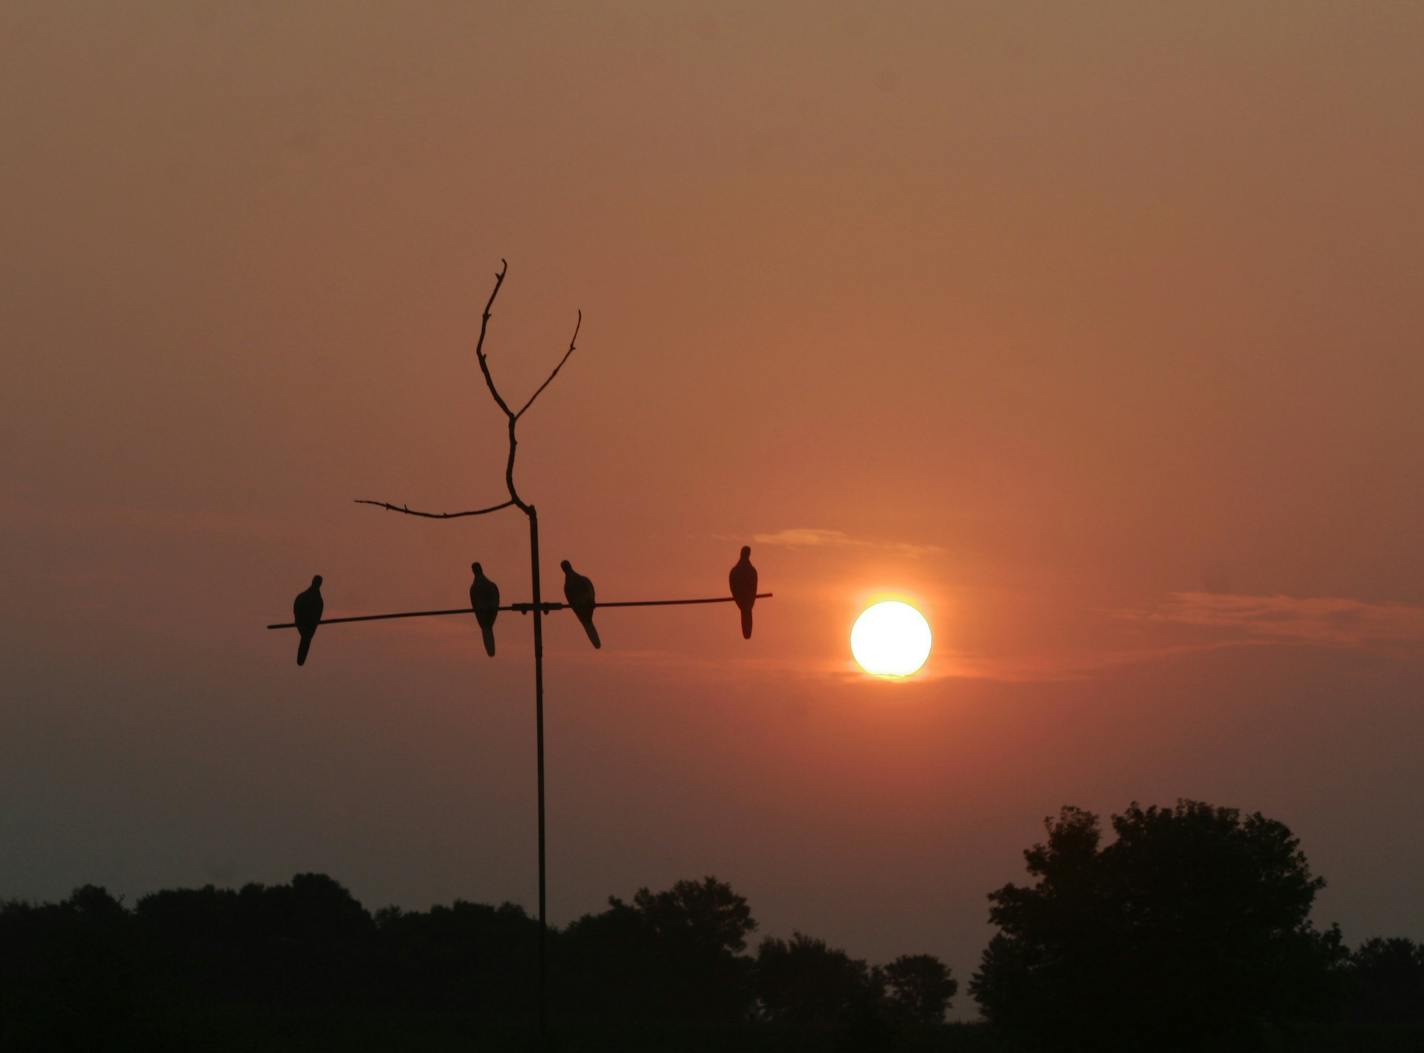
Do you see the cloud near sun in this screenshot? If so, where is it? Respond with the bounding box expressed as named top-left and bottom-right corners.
top-left (749, 528), bottom-right (945, 559)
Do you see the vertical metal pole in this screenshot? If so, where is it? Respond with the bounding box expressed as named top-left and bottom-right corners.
top-left (528, 506), bottom-right (547, 1039)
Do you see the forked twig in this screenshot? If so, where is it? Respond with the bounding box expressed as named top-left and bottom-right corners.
top-left (516, 310), bottom-right (582, 419)
top-left (358, 259), bottom-right (583, 520)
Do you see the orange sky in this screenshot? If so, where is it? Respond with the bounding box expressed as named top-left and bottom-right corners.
top-left (2, 3), bottom-right (1422, 1009)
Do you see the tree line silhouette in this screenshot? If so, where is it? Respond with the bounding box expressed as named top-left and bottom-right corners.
top-left (2, 800), bottom-right (1420, 1052)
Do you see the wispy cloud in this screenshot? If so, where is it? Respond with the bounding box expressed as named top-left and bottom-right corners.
top-left (916, 592), bottom-right (1424, 685)
top-left (748, 527), bottom-right (945, 559)
top-left (1117, 592), bottom-right (1424, 650)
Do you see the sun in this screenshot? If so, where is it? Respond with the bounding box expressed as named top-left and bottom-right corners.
top-left (851, 601), bottom-right (932, 678)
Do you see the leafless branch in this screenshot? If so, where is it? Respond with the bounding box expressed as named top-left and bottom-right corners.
top-left (354, 498), bottom-right (515, 519)
top-left (354, 259), bottom-right (582, 520)
top-left (467, 262), bottom-right (584, 513)
top-left (474, 259), bottom-right (514, 417)
top-left (516, 310), bottom-right (582, 419)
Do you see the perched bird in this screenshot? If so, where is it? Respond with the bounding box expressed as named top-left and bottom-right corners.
top-left (561, 560), bottom-right (601, 649)
top-left (293, 575), bottom-right (324, 666)
top-left (729, 546), bottom-right (758, 640)
top-left (470, 562), bottom-right (500, 658)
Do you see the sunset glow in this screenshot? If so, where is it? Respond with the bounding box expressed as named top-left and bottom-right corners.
top-left (5, 5), bottom-right (1424, 1038)
top-left (850, 601), bottom-right (932, 678)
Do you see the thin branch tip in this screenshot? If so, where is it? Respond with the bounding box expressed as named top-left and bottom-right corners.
top-left (515, 310), bottom-right (586, 418)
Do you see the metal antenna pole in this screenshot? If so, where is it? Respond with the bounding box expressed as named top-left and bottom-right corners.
top-left (281, 261), bottom-right (775, 1046)
top-left (528, 506), bottom-right (547, 1038)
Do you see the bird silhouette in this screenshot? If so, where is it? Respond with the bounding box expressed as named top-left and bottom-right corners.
top-left (293, 575), bottom-right (324, 666)
top-left (561, 560), bottom-right (601, 649)
top-left (729, 546), bottom-right (758, 639)
top-left (470, 562), bottom-right (500, 657)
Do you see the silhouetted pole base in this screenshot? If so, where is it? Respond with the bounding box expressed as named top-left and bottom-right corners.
top-left (529, 506), bottom-right (547, 1040)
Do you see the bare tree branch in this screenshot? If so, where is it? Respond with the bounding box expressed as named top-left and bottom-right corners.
top-left (355, 259), bottom-right (581, 520)
top-left (467, 258), bottom-right (532, 511)
top-left (354, 498), bottom-right (515, 519)
top-left (516, 310), bottom-right (583, 419)
top-left (474, 259), bottom-right (514, 417)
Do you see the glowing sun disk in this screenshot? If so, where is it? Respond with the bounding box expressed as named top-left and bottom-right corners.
top-left (851, 601), bottom-right (932, 677)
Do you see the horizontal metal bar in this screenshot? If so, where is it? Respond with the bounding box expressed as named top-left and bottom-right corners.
top-left (265, 593), bottom-right (773, 630)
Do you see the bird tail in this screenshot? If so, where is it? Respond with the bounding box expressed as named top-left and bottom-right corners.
top-left (741, 608), bottom-right (753, 640)
top-left (481, 625), bottom-right (496, 658)
top-left (583, 619), bottom-right (601, 650)
top-left (297, 635), bottom-right (312, 666)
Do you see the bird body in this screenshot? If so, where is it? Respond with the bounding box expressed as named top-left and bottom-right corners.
top-left (470, 562), bottom-right (500, 657)
top-left (729, 547), bottom-right (758, 639)
top-left (293, 575), bottom-right (324, 666)
top-left (561, 560), bottom-right (601, 649)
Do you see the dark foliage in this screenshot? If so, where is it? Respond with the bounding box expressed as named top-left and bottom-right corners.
top-left (754, 932), bottom-right (885, 1028)
top-left (375, 899), bottom-right (539, 1018)
top-left (559, 876), bottom-right (756, 1026)
top-left (0, 885), bottom-right (138, 1049)
top-left (1344, 938), bottom-right (1424, 1026)
top-left (3, 809), bottom-right (1416, 1052)
top-left (970, 800), bottom-right (1350, 1051)
top-left (137, 873), bottom-right (376, 1005)
top-left (885, 953), bottom-right (959, 1024)
top-left (0, 872), bottom-right (954, 1051)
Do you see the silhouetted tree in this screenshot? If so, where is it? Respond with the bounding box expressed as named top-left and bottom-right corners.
top-left (883, 953), bottom-right (957, 1024)
top-left (559, 876), bottom-right (757, 1026)
top-left (629, 876), bottom-right (756, 955)
top-left (375, 899), bottom-right (538, 1016)
top-left (0, 886), bottom-right (138, 1047)
top-left (754, 932), bottom-right (885, 1029)
top-left (135, 873), bottom-right (376, 1010)
top-left (136, 883), bottom-right (245, 995)
top-left (1347, 937), bottom-right (1424, 1026)
top-left (971, 800), bottom-right (1343, 1051)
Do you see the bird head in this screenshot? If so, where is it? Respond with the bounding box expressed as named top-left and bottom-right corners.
top-left (740, 546), bottom-right (751, 560)
top-left (312, 575), bottom-right (323, 587)
top-left (560, 560), bottom-right (573, 573)
top-left (472, 562), bottom-right (482, 575)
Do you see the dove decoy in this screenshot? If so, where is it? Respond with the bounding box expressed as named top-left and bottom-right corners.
top-left (293, 575), bottom-right (324, 666)
top-left (729, 546), bottom-right (758, 639)
top-left (561, 560), bottom-right (601, 649)
top-left (470, 562), bottom-right (500, 657)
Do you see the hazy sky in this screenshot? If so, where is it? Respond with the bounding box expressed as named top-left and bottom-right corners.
top-left (3, 2), bottom-right (1421, 1012)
